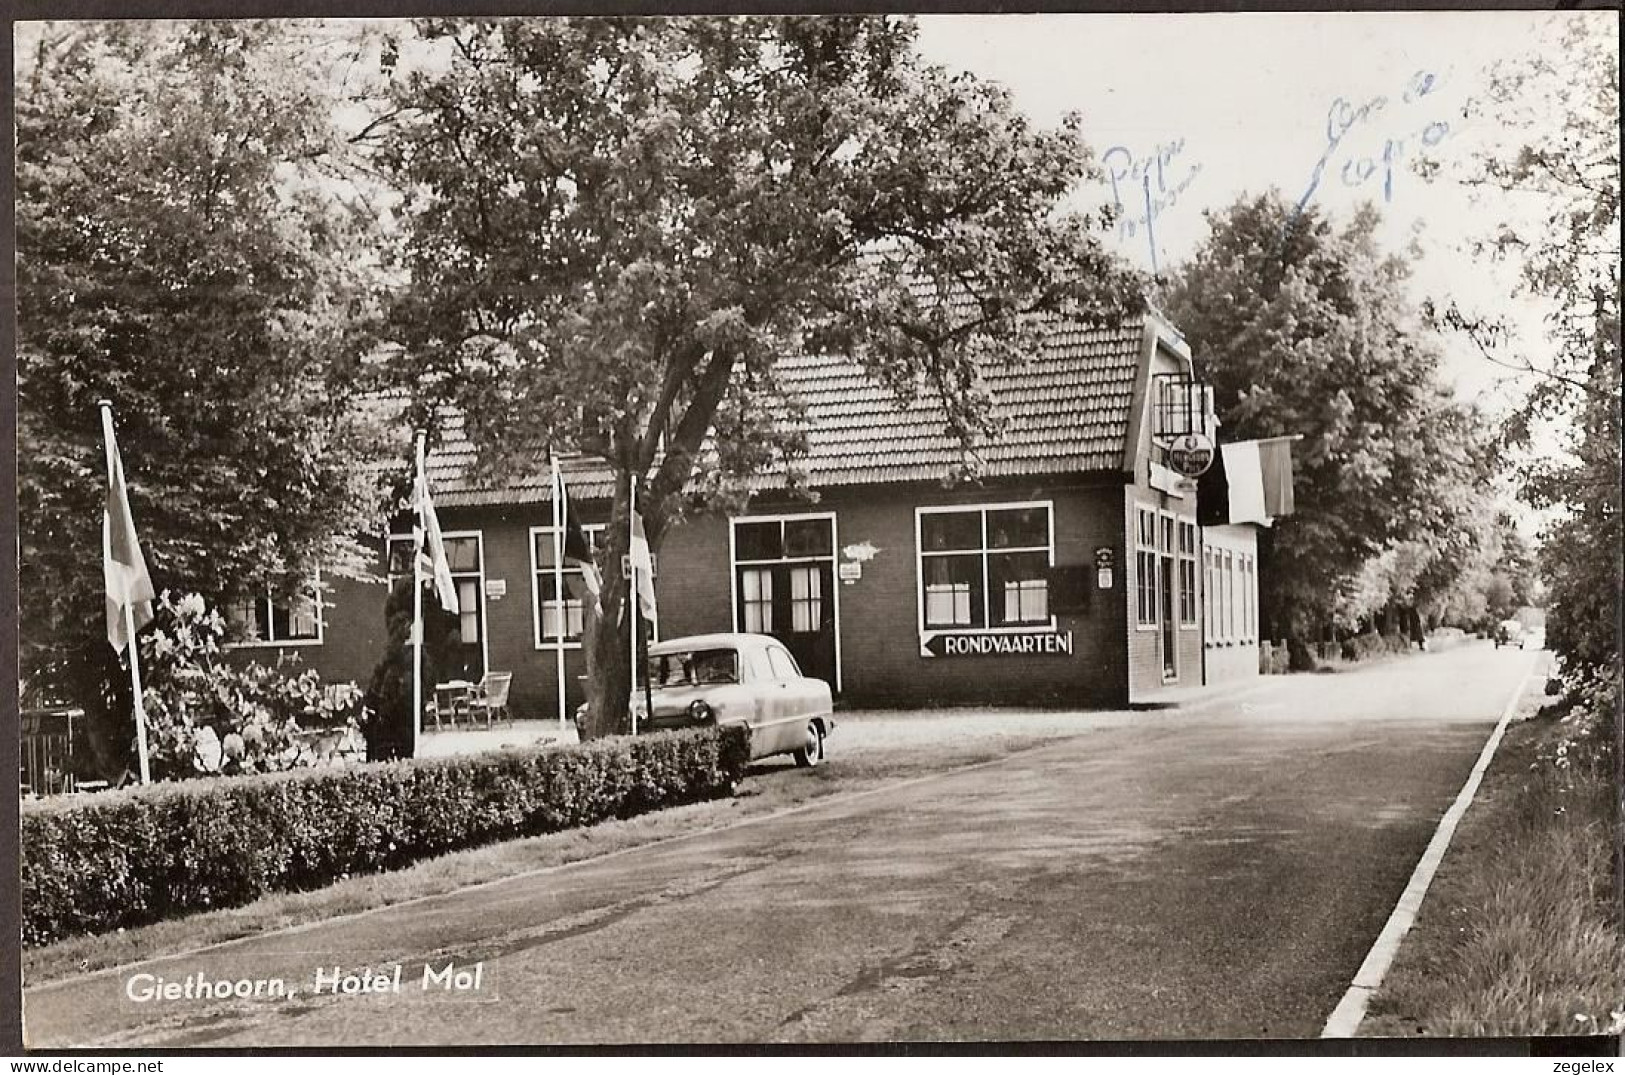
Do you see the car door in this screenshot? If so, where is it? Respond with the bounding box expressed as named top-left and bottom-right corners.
top-left (735, 644), bottom-right (769, 733)
top-left (760, 643), bottom-right (807, 755)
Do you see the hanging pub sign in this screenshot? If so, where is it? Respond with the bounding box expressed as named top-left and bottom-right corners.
top-left (921, 631), bottom-right (1074, 658)
top-left (1166, 432), bottom-right (1216, 478)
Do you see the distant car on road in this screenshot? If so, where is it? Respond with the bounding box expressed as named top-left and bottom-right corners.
top-left (578, 633), bottom-right (835, 766)
top-left (1494, 619), bottom-right (1524, 648)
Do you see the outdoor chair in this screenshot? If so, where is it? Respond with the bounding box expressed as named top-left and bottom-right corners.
top-left (466, 672), bottom-right (513, 729)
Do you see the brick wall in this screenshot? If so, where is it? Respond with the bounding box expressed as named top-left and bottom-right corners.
top-left (657, 479), bottom-right (1133, 708)
top-left (230, 476), bottom-right (1153, 714)
top-left (223, 501), bottom-right (597, 723)
top-left (221, 572), bottom-right (384, 693)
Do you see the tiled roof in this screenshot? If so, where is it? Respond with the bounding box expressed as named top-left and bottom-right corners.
top-left (776, 318), bottom-right (1144, 489)
top-left (412, 316), bottom-right (1149, 508)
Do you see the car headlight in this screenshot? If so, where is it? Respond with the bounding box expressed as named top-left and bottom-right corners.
top-left (687, 700), bottom-right (713, 722)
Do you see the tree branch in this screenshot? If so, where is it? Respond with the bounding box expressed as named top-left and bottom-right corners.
top-left (647, 346), bottom-right (735, 526)
top-left (1451, 308), bottom-right (1609, 400)
top-left (635, 337), bottom-right (708, 473)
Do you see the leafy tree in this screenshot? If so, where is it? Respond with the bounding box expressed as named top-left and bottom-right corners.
top-left (1164, 194), bottom-right (1485, 660)
top-left (1433, 15), bottom-right (1619, 679)
top-left (16, 22), bottom-right (390, 707)
top-left (370, 16), bottom-right (1143, 736)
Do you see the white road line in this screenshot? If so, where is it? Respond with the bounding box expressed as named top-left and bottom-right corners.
top-left (1320, 651), bottom-right (1541, 1038)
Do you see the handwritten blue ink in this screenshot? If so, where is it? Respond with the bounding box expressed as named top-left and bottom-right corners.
top-left (1103, 139), bottom-right (1201, 271)
top-left (1285, 69), bottom-right (1453, 243)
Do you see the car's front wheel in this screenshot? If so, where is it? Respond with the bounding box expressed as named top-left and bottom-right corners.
top-left (793, 721), bottom-right (823, 768)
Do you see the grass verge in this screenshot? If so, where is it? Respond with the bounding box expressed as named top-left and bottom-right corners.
top-left (1361, 663), bottom-right (1624, 1038)
top-left (25, 712), bottom-right (1116, 987)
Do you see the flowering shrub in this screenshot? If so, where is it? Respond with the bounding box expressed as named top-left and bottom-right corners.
top-left (1534, 663), bottom-right (1619, 777)
top-left (137, 591), bottom-right (362, 780)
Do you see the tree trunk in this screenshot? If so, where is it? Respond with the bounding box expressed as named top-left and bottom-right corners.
top-left (579, 473), bottom-right (667, 741)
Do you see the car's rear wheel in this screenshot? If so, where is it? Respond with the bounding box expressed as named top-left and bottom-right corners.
top-left (793, 721), bottom-right (823, 768)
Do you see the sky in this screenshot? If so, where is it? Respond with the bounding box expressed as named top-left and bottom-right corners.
top-left (913, 10), bottom-right (1593, 418)
top-left (16, 11), bottom-right (1609, 429)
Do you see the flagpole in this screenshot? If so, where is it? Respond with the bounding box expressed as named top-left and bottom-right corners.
top-left (99, 402), bottom-right (152, 785)
top-left (551, 454), bottom-right (568, 733)
top-left (124, 599), bottom-right (152, 784)
top-left (412, 431), bottom-right (426, 760)
top-left (628, 474), bottom-right (638, 738)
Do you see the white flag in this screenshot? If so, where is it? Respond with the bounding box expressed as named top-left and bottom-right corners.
top-left (630, 511), bottom-right (657, 624)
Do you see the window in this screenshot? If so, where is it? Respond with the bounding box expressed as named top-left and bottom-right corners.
top-left (1135, 507), bottom-right (1158, 628)
top-left (651, 648), bottom-right (739, 688)
top-left (731, 515), bottom-right (835, 640)
top-left (741, 568), bottom-right (774, 633)
top-left (789, 566), bottom-right (822, 633)
top-left (1243, 554), bottom-right (1256, 640)
top-left (1153, 375), bottom-right (1216, 440)
top-left (765, 644), bottom-right (801, 680)
top-left (1203, 548), bottom-right (1214, 638)
top-left (1177, 521), bottom-right (1198, 627)
top-left (387, 532), bottom-right (486, 671)
top-left (919, 504), bottom-right (1053, 632)
top-left (735, 517), bottom-right (833, 561)
top-left (227, 570), bottom-right (323, 646)
top-left (1223, 549), bottom-right (1236, 642)
top-left (531, 524), bottom-right (604, 647)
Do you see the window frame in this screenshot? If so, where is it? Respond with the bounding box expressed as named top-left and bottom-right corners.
top-left (1243, 552), bottom-right (1257, 642)
top-left (727, 511), bottom-right (842, 693)
top-left (223, 567), bottom-right (325, 649)
top-left (1203, 547), bottom-right (1215, 641)
top-left (1133, 505), bottom-right (1159, 632)
top-left (529, 522), bottom-right (606, 651)
top-left (386, 529), bottom-right (490, 676)
top-left (915, 500), bottom-right (1057, 638)
top-left (1176, 520), bottom-right (1199, 629)
top-left (1223, 548), bottom-right (1236, 644)
top-left (764, 643), bottom-right (802, 680)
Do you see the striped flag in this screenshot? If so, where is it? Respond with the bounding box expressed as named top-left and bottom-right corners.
top-left (414, 469), bottom-right (459, 615)
top-left (1258, 436), bottom-right (1297, 518)
top-left (557, 469), bottom-right (601, 603)
top-left (102, 413), bottom-right (155, 654)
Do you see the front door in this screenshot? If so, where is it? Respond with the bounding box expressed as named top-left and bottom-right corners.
top-left (733, 516), bottom-right (839, 692)
top-left (1159, 515), bottom-right (1178, 682)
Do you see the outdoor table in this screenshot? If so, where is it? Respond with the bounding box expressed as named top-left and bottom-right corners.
top-left (433, 680), bottom-right (475, 728)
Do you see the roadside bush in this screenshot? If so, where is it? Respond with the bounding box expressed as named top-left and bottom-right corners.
top-left (20, 723), bottom-right (750, 946)
top-left (1338, 631), bottom-right (1414, 662)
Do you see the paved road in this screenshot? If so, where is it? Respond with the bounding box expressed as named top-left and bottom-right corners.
top-left (26, 642), bottom-right (1540, 1046)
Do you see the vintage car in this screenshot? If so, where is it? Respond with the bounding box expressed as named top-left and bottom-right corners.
top-left (579, 633), bottom-right (835, 765)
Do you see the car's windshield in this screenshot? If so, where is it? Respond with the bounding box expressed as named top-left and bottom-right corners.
top-left (650, 648), bottom-right (739, 687)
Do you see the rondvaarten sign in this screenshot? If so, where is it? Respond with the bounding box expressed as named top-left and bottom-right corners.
top-left (921, 631), bottom-right (1075, 658)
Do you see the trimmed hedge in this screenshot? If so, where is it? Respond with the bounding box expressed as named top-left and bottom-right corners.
top-left (22, 724), bottom-right (750, 946)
